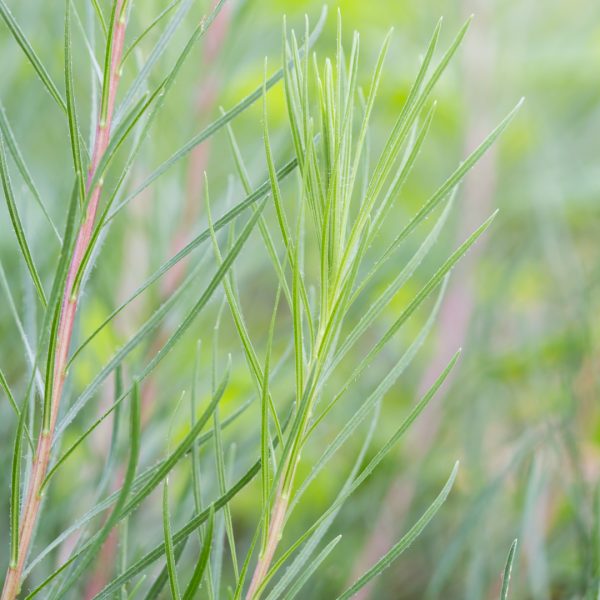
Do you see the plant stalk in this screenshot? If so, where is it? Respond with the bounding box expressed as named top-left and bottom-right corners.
top-left (1, 4), bottom-right (128, 598)
top-left (245, 490), bottom-right (289, 600)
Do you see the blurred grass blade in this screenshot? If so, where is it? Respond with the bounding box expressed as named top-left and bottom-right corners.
top-left (501, 539), bottom-right (518, 600)
top-left (337, 462), bottom-right (460, 600)
top-left (0, 0), bottom-right (67, 112)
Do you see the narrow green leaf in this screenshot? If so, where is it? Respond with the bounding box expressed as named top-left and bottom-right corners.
top-left (0, 134), bottom-right (47, 307)
top-left (94, 366), bottom-right (125, 499)
top-left (259, 286), bottom-right (282, 553)
top-left (337, 462), bottom-right (460, 599)
top-left (233, 523), bottom-right (262, 600)
top-left (90, 462), bottom-right (262, 599)
top-left (41, 298), bottom-right (61, 432)
top-left (182, 506), bottom-right (215, 600)
top-left (163, 481), bottom-right (182, 600)
top-left (390, 99), bottom-right (523, 251)
top-left (99, 0), bottom-right (120, 124)
top-left (9, 397), bottom-right (28, 568)
top-left (89, 0), bottom-right (107, 36)
top-left (211, 360), bottom-right (240, 581)
top-left (263, 352), bottom-right (460, 595)
top-left (119, 518), bottom-right (129, 600)
top-left (116, 7), bottom-right (327, 212)
top-left (0, 0), bottom-right (67, 112)
top-left (0, 366), bottom-right (19, 420)
top-left (0, 260), bottom-right (44, 398)
top-left (501, 539), bottom-right (518, 600)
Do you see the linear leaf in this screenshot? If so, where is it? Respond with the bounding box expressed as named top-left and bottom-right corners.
top-left (0, 367), bottom-right (19, 420)
top-left (114, 7), bottom-right (327, 213)
top-left (0, 134), bottom-right (47, 306)
top-left (337, 462), bottom-right (460, 599)
top-left (9, 397), bottom-right (28, 568)
top-left (51, 382), bottom-right (141, 596)
top-left (163, 481), bottom-right (182, 600)
top-left (0, 260), bottom-right (44, 398)
top-left (121, 0), bottom-right (181, 67)
top-left (182, 506), bottom-right (214, 600)
top-left (501, 539), bottom-right (518, 600)
top-left (0, 102), bottom-right (60, 240)
top-left (389, 99), bottom-right (523, 251)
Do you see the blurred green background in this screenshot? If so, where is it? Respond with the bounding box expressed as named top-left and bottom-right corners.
top-left (0, 0), bottom-right (599, 598)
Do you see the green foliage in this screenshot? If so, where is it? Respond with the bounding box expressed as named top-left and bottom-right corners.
top-left (1, 0), bottom-right (593, 599)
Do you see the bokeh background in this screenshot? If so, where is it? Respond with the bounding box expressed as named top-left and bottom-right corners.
top-left (0, 0), bottom-right (598, 598)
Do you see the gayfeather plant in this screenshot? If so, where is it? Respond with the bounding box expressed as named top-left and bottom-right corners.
top-left (0, 2), bottom-right (520, 598)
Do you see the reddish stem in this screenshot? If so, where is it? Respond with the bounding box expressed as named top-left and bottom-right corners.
top-left (1, 5), bottom-right (128, 598)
